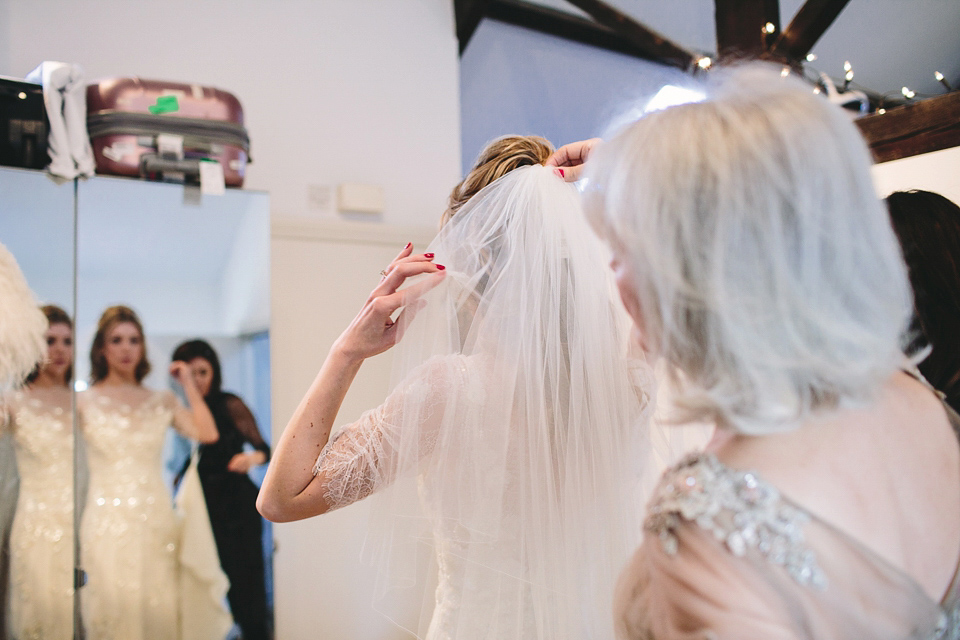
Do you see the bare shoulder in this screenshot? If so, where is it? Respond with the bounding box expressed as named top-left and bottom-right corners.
top-left (712, 372), bottom-right (960, 599)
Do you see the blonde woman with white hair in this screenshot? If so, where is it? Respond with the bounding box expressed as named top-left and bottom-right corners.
top-left (551, 64), bottom-right (960, 639)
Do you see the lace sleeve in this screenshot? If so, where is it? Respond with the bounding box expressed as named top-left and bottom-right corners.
top-left (311, 354), bottom-right (467, 512)
top-left (312, 404), bottom-right (391, 510)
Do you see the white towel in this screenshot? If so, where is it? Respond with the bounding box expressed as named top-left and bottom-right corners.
top-left (25, 61), bottom-right (95, 179)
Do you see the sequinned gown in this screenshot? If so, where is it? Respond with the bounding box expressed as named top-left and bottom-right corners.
top-left (78, 387), bottom-right (180, 640)
top-left (4, 387), bottom-right (74, 640)
top-left (616, 392), bottom-right (960, 640)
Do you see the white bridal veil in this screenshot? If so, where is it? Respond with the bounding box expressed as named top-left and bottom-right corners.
top-left (358, 164), bottom-right (667, 639)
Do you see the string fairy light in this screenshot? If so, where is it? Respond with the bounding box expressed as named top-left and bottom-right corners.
top-left (696, 56), bottom-right (712, 70)
top-left (763, 22), bottom-right (776, 34)
top-left (843, 61), bottom-right (854, 90)
top-left (796, 49), bottom-right (953, 117)
top-left (934, 71), bottom-right (954, 92)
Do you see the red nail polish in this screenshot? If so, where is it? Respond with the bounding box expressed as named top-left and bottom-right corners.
top-left (405, 242), bottom-right (412, 249)
top-left (558, 168), bottom-right (565, 178)
top-left (425, 253), bottom-right (435, 259)
top-left (436, 264), bottom-right (446, 270)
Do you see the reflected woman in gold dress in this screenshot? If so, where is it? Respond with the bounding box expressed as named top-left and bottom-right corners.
top-left (78, 305), bottom-right (218, 640)
top-left (3, 305), bottom-right (74, 640)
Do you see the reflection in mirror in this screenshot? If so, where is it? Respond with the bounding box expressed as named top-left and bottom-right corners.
top-left (74, 176), bottom-right (271, 639)
top-left (0, 166), bottom-right (76, 640)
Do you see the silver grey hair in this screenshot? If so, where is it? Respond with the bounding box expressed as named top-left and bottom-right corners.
top-left (586, 64), bottom-right (913, 434)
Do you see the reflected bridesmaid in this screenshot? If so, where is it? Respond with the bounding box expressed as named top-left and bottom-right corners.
top-left (3, 305), bottom-right (75, 640)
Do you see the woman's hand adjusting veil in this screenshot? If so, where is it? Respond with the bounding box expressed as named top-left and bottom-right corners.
top-left (336, 243), bottom-right (446, 360)
top-left (545, 137), bottom-right (602, 182)
top-left (257, 243), bottom-right (444, 523)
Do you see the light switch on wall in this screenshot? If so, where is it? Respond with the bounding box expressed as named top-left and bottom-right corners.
top-left (337, 182), bottom-right (384, 214)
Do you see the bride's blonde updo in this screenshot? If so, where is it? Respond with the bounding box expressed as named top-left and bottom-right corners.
top-left (440, 135), bottom-right (553, 228)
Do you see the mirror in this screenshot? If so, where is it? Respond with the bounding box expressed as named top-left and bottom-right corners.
top-left (0, 166), bottom-right (273, 640)
top-left (74, 176), bottom-right (272, 640)
top-left (0, 166), bottom-right (76, 640)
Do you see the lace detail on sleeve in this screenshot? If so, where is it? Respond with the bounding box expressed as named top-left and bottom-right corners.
top-left (644, 452), bottom-right (827, 589)
top-left (312, 405), bottom-right (390, 511)
top-left (310, 354), bottom-right (467, 512)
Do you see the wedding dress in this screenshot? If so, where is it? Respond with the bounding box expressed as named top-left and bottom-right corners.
top-left (77, 386), bottom-right (181, 640)
top-left (615, 390), bottom-right (960, 640)
top-left (4, 386), bottom-right (74, 640)
top-left (313, 165), bottom-right (675, 639)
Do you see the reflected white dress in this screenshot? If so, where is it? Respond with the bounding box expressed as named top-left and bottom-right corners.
top-left (78, 386), bottom-right (181, 640)
top-left (3, 387), bottom-right (74, 640)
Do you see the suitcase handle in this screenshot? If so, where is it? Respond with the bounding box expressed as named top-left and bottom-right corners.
top-left (139, 153), bottom-right (201, 183)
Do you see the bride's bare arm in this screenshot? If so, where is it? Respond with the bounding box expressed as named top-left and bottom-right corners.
top-left (257, 245), bottom-right (444, 523)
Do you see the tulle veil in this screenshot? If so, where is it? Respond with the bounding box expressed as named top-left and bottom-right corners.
top-left (364, 164), bottom-right (665, 639)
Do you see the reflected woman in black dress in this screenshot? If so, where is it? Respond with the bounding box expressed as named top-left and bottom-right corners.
top-left (171, 339), bottom-right (270, 640)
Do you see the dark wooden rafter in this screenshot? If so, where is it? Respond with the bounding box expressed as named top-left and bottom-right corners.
top-left (855, 91), bottom-right (960, 163)
top-left (769, 0), bottom-right (853, 61)
top-left (714, 0), bottom-right (780, 60)
top-left (481, 0), bottom-right (692, 69)
top-left (460, 0), bottom-right (853, 82)
top-left (561, 0), bottom-right (697, 70)
top-left (455, 0), bottom-right (493, 54)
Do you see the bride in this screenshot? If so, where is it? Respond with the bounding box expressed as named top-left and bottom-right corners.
top-left (259, 135), bottom-right (666, 638)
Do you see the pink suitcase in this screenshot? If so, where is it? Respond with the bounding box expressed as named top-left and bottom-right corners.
top-left (86, 77), bottom-right (249, 187)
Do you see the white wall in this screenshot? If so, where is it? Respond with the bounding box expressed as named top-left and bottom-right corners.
top-left (270, 218), bottom-right (437, 639)
top-left (0, 0), bottom-right (462, 226)
top-left (459, 18), bottom-right (688, 170)
top-left (872, 146), bottom-right (960, 204)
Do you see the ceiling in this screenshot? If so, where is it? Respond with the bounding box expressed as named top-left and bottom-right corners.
top-left (505, 0), bottom-right (960, 100)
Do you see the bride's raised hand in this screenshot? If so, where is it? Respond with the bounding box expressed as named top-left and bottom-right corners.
top-left (545, 138), bottom-right (602, 182)
top-left (334, 243), bottom-right (446, 361)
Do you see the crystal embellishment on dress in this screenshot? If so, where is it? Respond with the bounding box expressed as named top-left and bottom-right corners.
top-left (645, 452), bottom-right (827, 589)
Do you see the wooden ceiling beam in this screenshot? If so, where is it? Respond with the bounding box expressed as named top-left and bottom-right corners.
top-left (714, 0), bottom-right (781, 60)
top-left (856, 91), bottom-right (960, 163)
top-left (562, 0), bottom-right (697, 70)
top-left (482, 0), bottom-right (688, 67)
top-left (769, 0), bottom-right (852, 61)
top-left (456, 0), bottom-right (493, 55)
